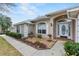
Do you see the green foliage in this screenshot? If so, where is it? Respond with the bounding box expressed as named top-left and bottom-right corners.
top-left (5, 31), bottom-right (22, 39)
top-left (64, 41), bottom-right (79, 56)
top-left (37, 34), bottom-right (42, 39)
top-left (0, 14), bottom-right (12, 33)
top-left (48, 34), bottom-right (52, 38)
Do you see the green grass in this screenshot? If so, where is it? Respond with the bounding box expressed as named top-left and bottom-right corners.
top-left (0, 36), bottom-right (22, 56)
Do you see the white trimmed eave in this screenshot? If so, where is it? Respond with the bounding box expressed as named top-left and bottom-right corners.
top-left (67, 8), bottom-right (79, 12)
top-left (31, 17), bottom-right (50, 22)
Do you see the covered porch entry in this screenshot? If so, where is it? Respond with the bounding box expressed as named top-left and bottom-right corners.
top-left (53, 14), bottom-right (76, 40)
top-left (56, 21), bottom-right (70, 39)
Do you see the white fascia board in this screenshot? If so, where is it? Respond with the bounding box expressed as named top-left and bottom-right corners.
top-left (67, 8), bottom-right (79, 12)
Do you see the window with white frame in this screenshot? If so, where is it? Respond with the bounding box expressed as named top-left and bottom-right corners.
top-left (37, 23), bottom-right (46, 34)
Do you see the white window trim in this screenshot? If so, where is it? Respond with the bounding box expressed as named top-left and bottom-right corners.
top-left (36, 21), bottom-right (48, 35)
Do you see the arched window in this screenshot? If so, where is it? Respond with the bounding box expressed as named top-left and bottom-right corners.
top-left (37, 23), bottom-right (46, 34)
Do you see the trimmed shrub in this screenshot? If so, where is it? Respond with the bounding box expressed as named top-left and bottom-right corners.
top-left (74, 43), bottom-right (79, 56)
top-left (5, 31), bottom-right (22, 39)
top-left (64, 41), bottom-right (75, 56)
top-left (64, 41), bottom-right (79, 56)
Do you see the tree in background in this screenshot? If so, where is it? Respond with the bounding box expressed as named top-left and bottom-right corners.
top-left (0, 3), bottom-right (16, 13)
top-left (0, 14), bottom-right (12, 33)
top-left (0, 3), bottom-right (16, 33)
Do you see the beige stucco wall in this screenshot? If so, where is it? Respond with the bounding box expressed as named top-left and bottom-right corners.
top-left (23, 24), bottom-right (28, 37)
top-left (75, 14), bottom-right (79, 42)
top-left (47, 17), bottom-right (54, 39)
top-left (12, 14), bottom-right (76, 40)
top-left (28, 24), bottom-right (35, 35)
top-left (34, 19), bottom-right (52, 38)
top-left (33, 15), bottom-right (69, 39)
top-left (11, 8), bottom-right (79, 42)
top-left (13, 24), bottom-right (28, 37)
top-left (53, 15), bottom-right (67, 39)
top-left (32, 10), bottom-right (79, 42)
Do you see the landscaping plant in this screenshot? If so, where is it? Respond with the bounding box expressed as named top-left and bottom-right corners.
top-left (37, 34), bottom-right (42, 39)
top-left (64, 41), bottom-right (79, 56)
top-left (34, 41), bottom-right (47, 49)
top-left (47, 34), bottom-right (53, 42)
top-left (48, 34), bottom-right (52, 39)
top-left (5, 31), bottom-right (22, 39)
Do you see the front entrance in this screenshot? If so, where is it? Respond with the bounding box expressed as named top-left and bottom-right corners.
top-left (57, 22), bottom-right (71, 38)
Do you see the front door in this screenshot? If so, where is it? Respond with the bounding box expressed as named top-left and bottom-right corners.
top-left (59, 23), bottom-right (69, 37)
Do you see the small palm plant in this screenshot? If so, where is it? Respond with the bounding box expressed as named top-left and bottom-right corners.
top-left (48, 34), bottom-right (52, 39)
top-left (47, 34), bottom-right (52, 42)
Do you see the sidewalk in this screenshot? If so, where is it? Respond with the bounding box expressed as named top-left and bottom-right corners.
top-left (1, 35), bottom-right (38, 56)
top-left (1, 35), bottom-right (65, 56)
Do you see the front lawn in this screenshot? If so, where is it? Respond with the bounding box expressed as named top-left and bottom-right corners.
top-left (0, 36), bottom-right (22, 56)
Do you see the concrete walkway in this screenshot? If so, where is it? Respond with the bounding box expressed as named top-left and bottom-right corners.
top-left (1, 35), bottom-right (65, 56)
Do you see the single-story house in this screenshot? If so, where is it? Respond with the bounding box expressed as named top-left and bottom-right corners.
top-left (12, 7), bottom-right (79, 42)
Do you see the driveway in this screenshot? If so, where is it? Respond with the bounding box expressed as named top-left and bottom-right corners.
top-left (1, 35), bottom-right (66, 56)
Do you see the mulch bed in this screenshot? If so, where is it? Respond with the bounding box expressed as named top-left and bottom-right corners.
top-left (25, 41), bottom-right (47, 50)
top-left (23, 38), bottom-right (57, 50)
top-left (17, 37), bottom-right (57, 50)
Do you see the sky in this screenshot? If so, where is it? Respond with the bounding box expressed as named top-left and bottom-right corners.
top-left (3, 3), bottom-right (79, 24)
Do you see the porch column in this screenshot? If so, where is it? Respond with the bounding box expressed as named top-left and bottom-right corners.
top-left (49, 17), bottom-right (54, 39)
top-left (75, 15), bottom-right (79, 42)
